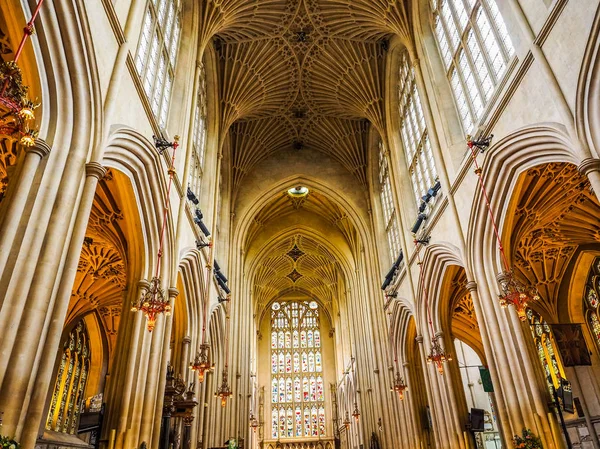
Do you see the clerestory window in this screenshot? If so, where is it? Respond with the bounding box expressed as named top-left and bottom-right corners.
top-left (398, 51), bottom-right (438, 206)
top-left (431, 0), bottom-right (514, 133)
top-left (135, 0), bottom-right (182, 128)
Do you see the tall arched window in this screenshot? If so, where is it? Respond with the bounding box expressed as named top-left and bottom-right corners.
top-left (46, 320), bottom-right (91, 434)
top-left (135, 0), bottom-right (182, 128)
top-left (188, 64), bottom-right (207, 202)
top-left (398, 51), bottom-right (438, 205)
top-left (378, 141), bottom-right (401, 263)
top-left (526, 309), bottom-right (566, 393)
top-left (432, 0), bottom-right (514, 132)
top-left (583, 258), bottom-right (600, 349)
top-left (271, 301), bottom-right (326, 439)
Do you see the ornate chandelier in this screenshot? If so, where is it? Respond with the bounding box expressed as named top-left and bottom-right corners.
top-left (249, 413), bottom-right (259, 432)
top-left (343, 411), bottom-right (351, 429)
top-left (131, 135), bottom-right (179, 331)
top-left (497, 270), bottom-right (540, 320)
top-left (215, 369), bottom-right (232, 407)
top-left (426, 336), bottom-right (452, 375)
top-left (0, 0), bottom-right (45, 146)
top-left (190, 343), bottom-right (213, 382)
top-left (391, 371), bottom-right (407, 400)
top-left (131, 276), bottom-right (171, 332)
top-left (466, 135), bottom-right (540, 318)
top-left (352, 401), bottom-right (360, 422)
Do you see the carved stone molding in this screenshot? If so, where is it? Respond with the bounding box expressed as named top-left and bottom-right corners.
top-left (578, 157), bottom-right (600, 176)
top-left (85, 161), bottom-right (107, 180)
top-left (26, 138), bottom-right (52, 159)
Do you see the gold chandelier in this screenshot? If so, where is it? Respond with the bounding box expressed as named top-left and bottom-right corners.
top-left (215, 369), bottom-right (232, 407)
top-left (391, 371), bottom-right (407, 400)
top-left (190, 343), bottom-right (213, 382)
top-left (498, 270), bottom-right (540, 321)
top-left (0, 0), bottom-right (45, 146)
top-left (131, 276), bottom-right (171, 332)
top-left (426, 336), bottom-right (452, 375)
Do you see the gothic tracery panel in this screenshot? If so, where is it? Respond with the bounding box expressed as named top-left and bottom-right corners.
top-left (271, 300), bottom-right (326, 439)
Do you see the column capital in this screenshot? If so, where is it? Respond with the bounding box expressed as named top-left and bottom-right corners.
top-left (26, 138), bottom-right (51, 158)
top-left (465, 281), bottom-right (478, 292)
top-left (415, 335), bottom-right (424, 343)
top-left (434, 331), bottom-right (444, 339)
top-left (183, 336), bottom-right (192, 345)
top-left (168, 287), bottom-right (180, 299)
top-left (403, 361), bottom-right (410, 368)
top-left (138, 279), bottom-right (151, 290)
top-left (85, 161), bottom-right (107, 180)
top-left (578, 158), bottom-right (600, 176)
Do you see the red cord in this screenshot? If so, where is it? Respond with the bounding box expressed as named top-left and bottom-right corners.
top-left (14, 0), bottom-right (46, 62)
top-left (154, 142), bottom-right (178, 279)
top-left (467, 142), bottom-right (510, 272)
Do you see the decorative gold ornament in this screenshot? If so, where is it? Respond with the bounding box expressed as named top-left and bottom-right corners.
top-left (426, 337), bottom-right (452, 375)
top-left (215, 370), bottom-right (233, 407)
top-left (190, 343), bottom-right (213, 382)
top-left (249, 413), bottom-right (259, 432)
top-left (352, 401), bottom-right (360, 422)
top-left (0, 61), bottom-right (38, 146)
top-left (343, 411), bottom-right (351, 429)
top-left (391, 371), bottom-right (407, 400)
top-left (131, 276), bottom-right (171, 332)
top-left (498, 270), bottom-right (540, 321)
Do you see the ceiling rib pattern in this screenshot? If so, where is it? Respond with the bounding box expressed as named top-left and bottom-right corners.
top-left (305, 0), bottom-right (412, 42)
top-left (253, 235), bottom-right (341, 313)
top-left (198, 0), bottom-right (298, 48)
top-left (245, 190), bottom-right (359, 254)
top-left (218, 38), bottom-right (299, 133)
top-left (510, 163), bottom-right (600, 321)
top-left (212, 0), bottom-right (408, 190)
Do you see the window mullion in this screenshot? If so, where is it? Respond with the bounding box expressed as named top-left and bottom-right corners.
top-left (452, 62), bottom-right (477, 128)
top-left (480, 0), bottom-right (510, 63)
top-left (470, 11), bottom-right (500, 85)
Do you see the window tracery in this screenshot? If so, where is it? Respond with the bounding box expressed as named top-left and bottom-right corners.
top-left (431, 0), bottom-right (514, 132)
top-left (46, 320), bottom-right (91, 434)
top-left (398, 51), bottom-right (438, 205)
top-left (271, 301), bottom-right (325, 439)
top-left (526, 309), bottom-right (566, 393)
top-left (583, 258), bottom-right (600, 349)
top-left (378, 141), bottom-right (401, 263)
top-left (188, 64), bottom-right (207, 203)
top-left (135, 0), bottom-right (182, 128)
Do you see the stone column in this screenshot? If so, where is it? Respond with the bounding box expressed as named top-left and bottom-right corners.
top-left (417, 335), bottom-right (446, 449)
top-left (0, 139), bottom-right (51, 274)
top-left (6, 162), bottom-right (106, 445)
top-left (579, 159), bottom-right (600, 201)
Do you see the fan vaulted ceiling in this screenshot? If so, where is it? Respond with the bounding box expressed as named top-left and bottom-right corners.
top-left (202, 0), bottom-right (412, 192)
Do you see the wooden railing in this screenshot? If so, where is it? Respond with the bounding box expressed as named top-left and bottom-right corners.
top-left (261, 437), bottom-right (335, 449)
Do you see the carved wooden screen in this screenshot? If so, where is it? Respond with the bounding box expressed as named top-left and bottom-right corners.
top-left (46, 320), bottom-right (91, 434)
top-left (270, 300), bottom-right (325, 439)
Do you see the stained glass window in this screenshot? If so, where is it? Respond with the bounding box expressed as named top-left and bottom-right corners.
top-left (398, 50), bottom-right (439, 206)
top-left (270, 301), bottom-right (326, 438)
top-left (431, 0), bottom-right (515, 133)
top-left (134, 0), bottom-right (181, 128)
top-left (583, 261), bottom-right (600, 350)
top-left (526, 309), bottom-right (566, 393)
top-left (379, 141), bottom-right (402, 263)
top-left (46, 320), bottom-right (91, 434)
top-left (188, 63), bottom-right (207, 206)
